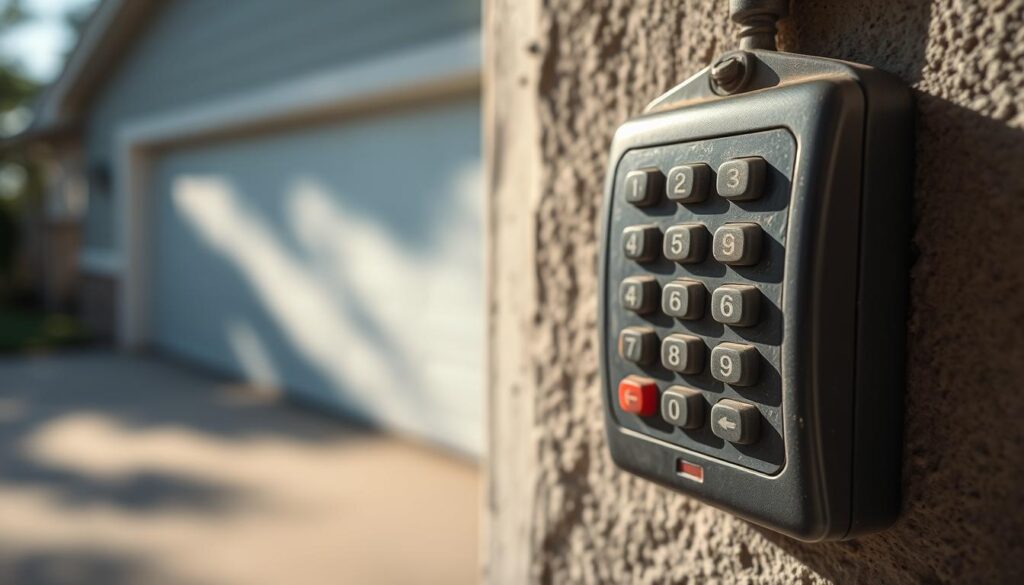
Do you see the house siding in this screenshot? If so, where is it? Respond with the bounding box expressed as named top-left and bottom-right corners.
top-left (81, 0), bottom-right (480, 249)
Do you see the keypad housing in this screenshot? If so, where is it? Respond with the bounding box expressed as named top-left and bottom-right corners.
top-left (598, 50), bottom-right (912, 542)
top-left (606, 129), bottom-right (794, 474)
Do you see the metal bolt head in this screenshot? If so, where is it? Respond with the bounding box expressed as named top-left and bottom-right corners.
top-left (709, 50), bottom-right (754, 95)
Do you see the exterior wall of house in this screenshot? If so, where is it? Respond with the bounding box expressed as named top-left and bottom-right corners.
top-left (81, 0), bottom-right (480, 251)
top-left (486, 0), bottom-right (1024, 583)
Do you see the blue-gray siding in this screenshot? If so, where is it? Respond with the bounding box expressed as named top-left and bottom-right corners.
top-left (82, 0), bottom-right (479, 248)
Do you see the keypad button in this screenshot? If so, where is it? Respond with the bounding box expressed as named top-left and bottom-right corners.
top-left (663, 224), bottom-right (708, 264)
top-left (710, 399), bottom-right (760, 444)
top-left (624, 168), bottom-right (664, 207)
top-left (661, 386), bottom-right (704, 429)
top-left (666, 163), bottom-right (710, 203)
top-left (710, 343), bottom-right (760, 386)
top-left (622, 224), bottom-right (661, 263)
top-left (661, 279), bottom-right (706, 320)
top-left (619, 326), bottom-right (658, 365)
top-left (660, 333), bottom-right (705, 374)
top-left (716, 157), bottom-right (766, 201)
top-left (713, 223), bottom-right (763, 266)
top-left (711, 284), bottom-right (760, 327)
top-left (618, 375), bottom-right (658, 416)
top-left (620, 276), bottom-right (659, 314)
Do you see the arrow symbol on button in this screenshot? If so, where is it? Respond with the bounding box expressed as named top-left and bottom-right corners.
top-left (718, 417), bottom-right (737, 431)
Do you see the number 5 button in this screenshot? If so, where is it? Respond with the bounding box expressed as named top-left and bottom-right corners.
top-left (711, 343), bottom-right (759, 386)
top-left (663, 224), bottom-right (707, 264)
top-left (711, 284), bottom-right (760, 327)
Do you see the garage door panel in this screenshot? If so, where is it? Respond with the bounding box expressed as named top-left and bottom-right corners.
top-left (151, 99), bottom-right (483, 455)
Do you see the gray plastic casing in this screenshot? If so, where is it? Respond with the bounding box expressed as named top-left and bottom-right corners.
top-left (599, 50), bottom-right (913, 541)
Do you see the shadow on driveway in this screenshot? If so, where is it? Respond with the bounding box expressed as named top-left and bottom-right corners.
top-left (0, 350), bottom-right (479, 585)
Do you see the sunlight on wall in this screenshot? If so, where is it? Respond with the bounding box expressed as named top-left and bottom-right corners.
top-left (170, 163), bottom-right (483, 453)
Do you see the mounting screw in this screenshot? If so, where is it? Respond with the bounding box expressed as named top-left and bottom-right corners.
top-left (710, 51), bottom-right (754, 95)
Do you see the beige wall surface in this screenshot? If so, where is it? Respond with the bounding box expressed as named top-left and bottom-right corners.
top-left (486, 1), bottom-right (1024, 583)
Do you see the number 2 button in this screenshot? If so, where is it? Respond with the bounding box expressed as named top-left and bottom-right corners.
top-left (666, 163), bottom-right (710, 204)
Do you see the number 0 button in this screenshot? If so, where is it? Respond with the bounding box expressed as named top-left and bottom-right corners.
top-left (710, 343), bottom-right (760, 386)
top-left (711, 284), bottom-right (760, 327)
top-left (622, 224), bottom-right (661, 263)
top-left (661, 386), bottom-right (704, 429)
top-left (661, 334), bottom-right (705, 374)
top-left (662, 279), bottom-right (705, 320)
top-left (717, 157), bottom-right (766, 201)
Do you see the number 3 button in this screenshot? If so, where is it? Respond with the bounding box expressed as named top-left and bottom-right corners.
top-left (717, 157), bottom-right (766, 201)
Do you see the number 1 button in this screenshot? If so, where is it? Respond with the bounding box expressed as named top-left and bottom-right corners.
top-left (624, 169), bottom-right (663, 207)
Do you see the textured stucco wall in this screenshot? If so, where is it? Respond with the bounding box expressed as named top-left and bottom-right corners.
top-left (487, 0), bottom-right (1024, 583)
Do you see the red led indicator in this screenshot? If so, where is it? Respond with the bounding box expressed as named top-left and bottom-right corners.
top-left (677, 459), bottom-right (704, 483)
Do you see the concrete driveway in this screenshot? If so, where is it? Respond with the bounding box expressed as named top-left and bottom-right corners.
top-left (0, 351), bottom-right (479, 585)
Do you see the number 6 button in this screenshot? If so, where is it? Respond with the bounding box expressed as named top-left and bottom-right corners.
top-left (711, 284), bottom-right (760, 327)
top-left (711, 343), bottom-right (759, 386)
top-left (662, 279), bottom-right (705, 320)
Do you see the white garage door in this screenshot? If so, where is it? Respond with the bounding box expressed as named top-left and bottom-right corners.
top-left (149, 98), bottom-right (483, 455)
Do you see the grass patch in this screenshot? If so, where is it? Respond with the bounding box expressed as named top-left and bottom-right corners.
top-left (0, 307), bottom-right (91, 352)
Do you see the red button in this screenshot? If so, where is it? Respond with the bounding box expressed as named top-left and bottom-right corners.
top-left (618, 376), bottom-right (657, 416)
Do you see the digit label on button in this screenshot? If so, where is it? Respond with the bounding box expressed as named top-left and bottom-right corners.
top-left (663, 224), bottom-right (708, 264)
top-left (624, 169), bottom-right (664, 207)
top-left (711, 284), bottom-right (760, 327)
top-left (619, 326), bottom-right (658, 365)
top-left (666, 163), bottom-right (710, 203)
top-left (713, 223), bottom-right (763, 266)
top-left (711, 342), bottom-right (760, 386)
top-left (622, 224), bottom-right (661, 263)
top-left (717, 157), bottom-right (766, 201)
top-left (660, 334), bottom-right (705, 374)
